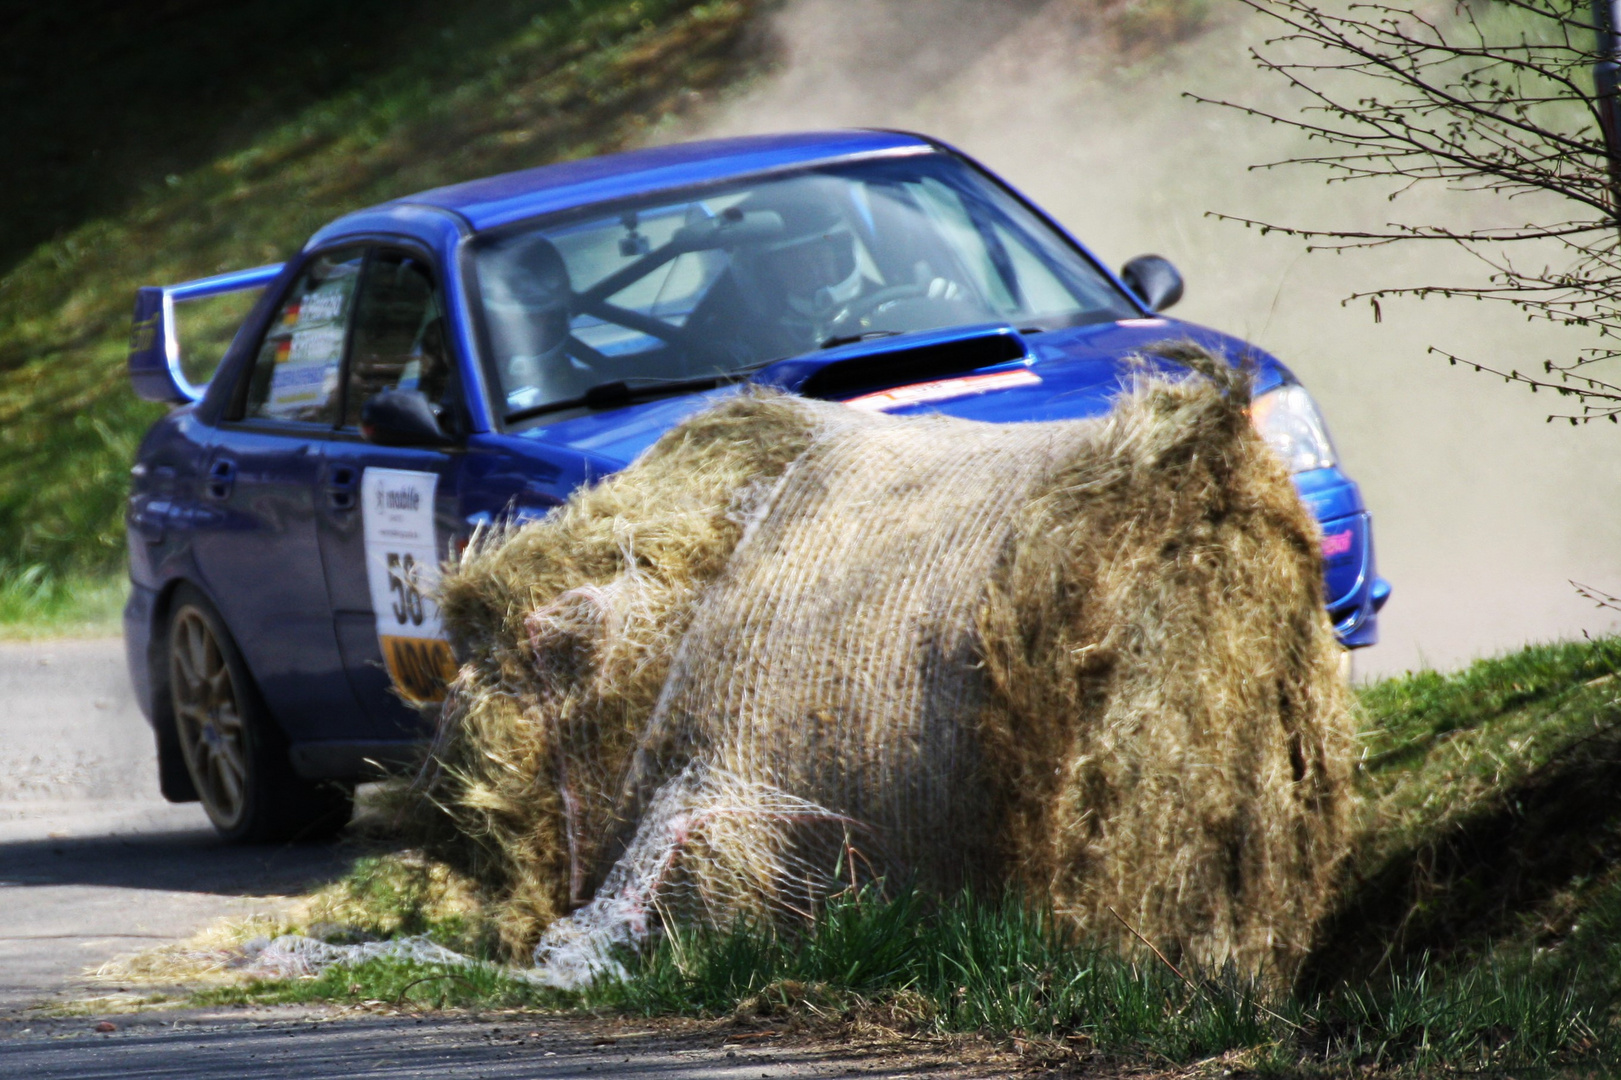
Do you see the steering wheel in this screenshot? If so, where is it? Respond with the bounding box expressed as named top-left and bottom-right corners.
top-left (827, 279), bottom-right (971, 335)
top-left (834, 282), bottom-right (929, 326)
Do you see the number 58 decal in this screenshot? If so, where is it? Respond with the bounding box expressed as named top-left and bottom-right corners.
top-left (363, 468), bottom-right (453, 703)
top-left (386, 551), bottom-right (427, 627)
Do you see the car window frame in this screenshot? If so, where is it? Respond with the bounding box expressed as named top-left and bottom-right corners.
top-left (332, 242), bottom-right (467, 442)
top-left (223, 243), bottom-right (367, 432)
top-left (223, 240), bottom-right (468, 444)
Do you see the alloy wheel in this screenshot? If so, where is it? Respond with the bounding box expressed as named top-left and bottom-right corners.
top-left (170, 606), bottom-right (249, 831)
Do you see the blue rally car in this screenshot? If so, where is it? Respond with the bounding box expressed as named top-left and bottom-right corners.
top-left (124, 130), bottom-right (1389, 842)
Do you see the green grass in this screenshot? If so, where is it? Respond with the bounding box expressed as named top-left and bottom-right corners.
top-left (193, 954), bottom-right (550, 1011)
top-left (610, 887), bottom-right (1287, 1063)
top-left (0, 566), bottom-right (127, 639)
top-left (0, 0), bottom-right (533, 275)
top-left (1356, 636), bottom-right (1621, 774)
top-left (1307, 635), bottom-right (1621, 993)
top-left (0, 0), bottom-right (764, 577)
top-left (188, 635), bottom-right (1621, 1074)
top-left (201, 881), bottom-right (1609, 1072)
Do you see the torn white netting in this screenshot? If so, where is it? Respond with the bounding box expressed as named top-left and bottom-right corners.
top-left (241, 934), bottom-right (484, 980)
top-left (529, 762), bottom-right (869, 987)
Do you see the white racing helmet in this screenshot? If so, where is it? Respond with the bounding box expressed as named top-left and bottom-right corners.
top-left (479, 236), bottom-right (578, 406)
top-left (732, 187), bottom-right (864, 321)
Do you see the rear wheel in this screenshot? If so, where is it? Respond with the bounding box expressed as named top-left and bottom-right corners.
top-left (167, 586), bottom-right (353, 843)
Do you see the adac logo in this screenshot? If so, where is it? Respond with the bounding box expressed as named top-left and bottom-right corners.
top-left (130, 314), bottom-right (159, 354)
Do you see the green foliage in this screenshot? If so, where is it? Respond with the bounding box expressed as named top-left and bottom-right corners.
top-left (190, 636), bottom-right (1621, 1072)
top-left (0, 0), bottom-right (762, 576)
top-left (612, 887), bottom-right (1283, 1060)
top-left (1357, 636), bottom-right (1621, 773)
top-left (0, 0), bottom-right (531, 274)
top-left (192, 955), bottom-right (550, 1011)
top-left (0, 565), bottom-right (126, 638)
top-left (1314, 956), bottom-right (1602, 1071)
top-left (206, 879), bottom-right (1609, 1071)
top-left (1305, 635), bottom-right (1621, 993)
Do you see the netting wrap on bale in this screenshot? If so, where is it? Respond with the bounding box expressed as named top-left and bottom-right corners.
top-left (419, 346), bottom-right (1354, 988)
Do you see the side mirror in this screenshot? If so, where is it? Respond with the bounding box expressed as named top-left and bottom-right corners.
top-left (1120, 254), bottom-right (1185, 313)
top-left (361, 388), bottom-right (453, 447)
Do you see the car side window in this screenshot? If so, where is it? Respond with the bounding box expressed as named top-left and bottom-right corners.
top-left (241, 248), bottom-right (364, 424)
top-left (342, 252), bottom-right (456, 428)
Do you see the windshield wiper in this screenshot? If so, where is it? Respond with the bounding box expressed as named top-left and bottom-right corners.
top-left (505, 375), bottom-right (733, 425)
top-left (505, 346), bottom-right (897, 424)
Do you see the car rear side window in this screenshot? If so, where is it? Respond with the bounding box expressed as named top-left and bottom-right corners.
top-left (242, 248), bottom-right (364, 424)
top-left (342, 252), bottom-right (455, 427)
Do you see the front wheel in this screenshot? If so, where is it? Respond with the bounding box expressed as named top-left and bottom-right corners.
top-left (167, 585), bottom-right (352, 843)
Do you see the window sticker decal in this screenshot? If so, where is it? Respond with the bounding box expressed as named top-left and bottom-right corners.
top-left (362, 468), bottom-right (456, 703)
top-left (263, 280), bottom-right (350, 419)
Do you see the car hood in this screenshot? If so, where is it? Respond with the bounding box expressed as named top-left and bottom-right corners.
top-left (507, 318), bottom-right (1293, 470)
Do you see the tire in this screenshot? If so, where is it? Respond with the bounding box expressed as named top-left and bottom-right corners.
top-left (166, 584), bottom-right (353, 843)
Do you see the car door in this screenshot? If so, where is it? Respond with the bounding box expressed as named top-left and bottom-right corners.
top-left (315, 246), bottom-right (464, 735)
top-left (192, 247), bottom-right (368, 739)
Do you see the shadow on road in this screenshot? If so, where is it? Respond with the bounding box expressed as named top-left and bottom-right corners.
top-left (0, 829), bottom-right (357, 896)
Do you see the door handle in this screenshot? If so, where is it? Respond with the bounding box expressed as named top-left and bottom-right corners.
top-left (205, 458), bottom-right (236, 501)
top-left (325, 464), bottom-right (359, 511)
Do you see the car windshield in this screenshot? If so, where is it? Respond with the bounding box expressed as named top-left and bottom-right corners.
top-left (470, 152), bottom-right (1136, 421)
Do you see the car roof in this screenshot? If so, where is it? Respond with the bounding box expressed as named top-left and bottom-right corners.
top-left (391, 130), bottom-right (935, 232)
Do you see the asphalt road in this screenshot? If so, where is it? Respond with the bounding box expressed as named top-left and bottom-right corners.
top-left (0, 638), bottom-right (1017, 1078)
top-left (0, 1006), bottom-right (1008, 1079)
top-left (0, 638), bottom-right (356, 1013)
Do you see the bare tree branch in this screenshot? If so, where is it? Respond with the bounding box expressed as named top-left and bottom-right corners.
top-left (1206, 0), bottom-right (1621, 416)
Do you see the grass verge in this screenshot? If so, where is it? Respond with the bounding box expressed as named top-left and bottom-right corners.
top-left (100, 636), bottom-right (1621, 1074)
top-left (169, 881), bottom-right (1607, 1073)
top-left (0, 566), bottom-right (127, 639)
top-left (1308, 635), bottom-right (1621, 989)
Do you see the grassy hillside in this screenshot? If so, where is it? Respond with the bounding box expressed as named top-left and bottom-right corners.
top-left (0, 0), bottom-right (764, 584)
top-left (1310, 636), bottom-right (1621, 992)
top-left (0, 0), bottom-right (516, 277)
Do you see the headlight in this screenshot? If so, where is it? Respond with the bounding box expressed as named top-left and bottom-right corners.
top-left (1249, 384), bottom-right (1336, 474)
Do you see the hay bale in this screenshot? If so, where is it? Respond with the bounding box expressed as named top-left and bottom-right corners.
top-left (424, 394), bottom-right (823, 951)
top-left (420, 346), bottom-right (1354, 980)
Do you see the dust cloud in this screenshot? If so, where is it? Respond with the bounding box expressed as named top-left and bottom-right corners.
top-left (662, 0), bottom-right (1621, 678)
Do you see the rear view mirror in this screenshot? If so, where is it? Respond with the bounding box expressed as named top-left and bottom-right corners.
top-left (128, 264), bottom-right (284, 404)
top-left (1120, 254), bottom-right (1185, 313)
top-left (361, 388), bottom-right (454, 447)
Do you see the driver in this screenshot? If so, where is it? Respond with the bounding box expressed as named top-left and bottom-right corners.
top-left (477, 235), bottom-right (588, 409)
top-left (700, 189), bottom-right (874, 361)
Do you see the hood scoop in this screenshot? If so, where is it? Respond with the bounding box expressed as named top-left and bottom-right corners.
top-left (751, 323), bottom-right (1031, 400)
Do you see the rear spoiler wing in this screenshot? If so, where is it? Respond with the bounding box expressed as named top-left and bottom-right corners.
top-left (128, 263), bottom-right (284, 404)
